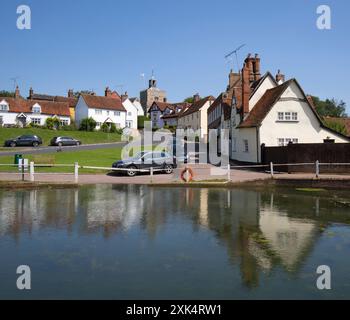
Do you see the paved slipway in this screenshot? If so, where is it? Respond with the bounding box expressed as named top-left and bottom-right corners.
top-left (0, 142), bottom-right (126, 157)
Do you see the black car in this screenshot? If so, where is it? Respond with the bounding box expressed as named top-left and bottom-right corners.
top-left (112, 151), bottom-right (176, 177)
top-left (4, 135), bottom-right (42, 147)
top-left (50, 136), bottom-right (81, 147)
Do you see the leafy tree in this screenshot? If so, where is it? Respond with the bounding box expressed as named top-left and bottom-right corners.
top-left (0, 91), bottom-right (15, 97)
top-left (137, 115), bottom-right (149, 129)
top-left (79, 117), bottom-right (97, 131)
top-left (311, 96), bottom-right (347, 117)
top-left (183, 97), bottom-right (195, 103)
top-left (323, 118), bottom-right (348, 136)
top-left (73, 90), bottom-right (95, 97)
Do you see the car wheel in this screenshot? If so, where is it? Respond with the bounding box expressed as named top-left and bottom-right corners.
top-left (127, 165), bottom-right (137, 177)
top-left (58, 142), bottom-right (63, 147)
top-left (76, 141), bottom-right (80, 146)
top-left (10, 142), bottom-right (16, 148)
top-left (32, 142), bottom-right (39, 147)
top-left (164, 164), bottom-right (173, 174)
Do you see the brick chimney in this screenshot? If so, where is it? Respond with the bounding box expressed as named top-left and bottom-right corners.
top-left (68, 89), bottom-right (74, 98)
top-left (276, 70), bottom-right (285, 84)
top-left (15, 86), bottom-right (20, 99)
top-left (242, 62), bottom-right (250, 114)
top-left (121, 91), bottom-right (128, 102)
top-left (193, 93), bottom-right (200, 102)
top-left (105, 87), bottom-right (112, 97)
top-left (253, 54), bottom-right (261, 81)
top-left (29, 87), bottom-right (33, 99)
top-left (228, 69), bottom-right (241, 89)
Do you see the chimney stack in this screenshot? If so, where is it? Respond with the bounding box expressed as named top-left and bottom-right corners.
top-left (121, 91), bottom-right (128, 102)
top-left (15, 86), bottom-right (20, 99)
top-left (276, 70), bottom-right (285, 84)
top-left (242, 62), bottom-right (250, 114)
top-left (105, 87), bottom-right (112, 97)
top-left (253, 54), bottom-right (261, 81)
top-left (193, 93), bottom-right (200, 102)
top-left (29, 87), bottom-right (33, 99)
top-left (68, 89), bottom-right (74, 98)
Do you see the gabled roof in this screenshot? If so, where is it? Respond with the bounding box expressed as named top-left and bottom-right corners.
top-left (207, 93), bottom-right (232, 120)
top-left (238, 80), bottom-right (292, 128)
top-left (249, 72), bottom-right (277, 99)
top-left (237, 79), bottom-right (350, 140)
top-left (29, 93), bottom-right (78, 108)
top-left (179, 96), bottom-right (215, 117)
top-left (81, 94), bottom-right (126, 112)
top-left (0, 97), bottom-right (70, 117)
top-left (148, 101), bottom-right (173, 113)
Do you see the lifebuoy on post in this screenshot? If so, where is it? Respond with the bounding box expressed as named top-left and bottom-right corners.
top-left (180, 167), bottom-right (194, 182)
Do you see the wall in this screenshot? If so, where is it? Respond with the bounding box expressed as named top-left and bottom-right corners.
top-left (249, 75), bottom-right (276, 111)
top-left (123, 99), bottom-right (138, 129)
top-left (260, 82), bottom-right (349, 146)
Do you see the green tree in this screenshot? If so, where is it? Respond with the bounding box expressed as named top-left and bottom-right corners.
top-left (0, 91), bottom-right (15, 97)
top-left (100, 123), bottom-right (110, 132)
top-left (183, 97), bottom-right (195, 103)
top-left (324, 118), bottom-right (348, 136)
top-left (137, 115), bottom-right (149, 129)
top-left (79, 117), bottom-right (97, 131)
top-left (45, 117), bottom-right (61, 130)
top-left (311, 96), bottom-right (347, 117)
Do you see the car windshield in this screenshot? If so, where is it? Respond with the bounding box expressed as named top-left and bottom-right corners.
top-left (134, 151), bottom-right (147, 159)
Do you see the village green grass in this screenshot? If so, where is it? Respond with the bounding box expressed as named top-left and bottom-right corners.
top-left (0, 127), bottom-right (122, 147)
top-left (0, 145), bottom-right (164, 174)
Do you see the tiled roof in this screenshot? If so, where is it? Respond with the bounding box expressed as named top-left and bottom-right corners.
top-left (30, 93), bottom-right (78, 108)
top-left (238, 80), bottom-right (293, 128)
top-left (207, 93), bottom-right (232, 121)
top-left (0, 97), bottom-right (70, 117)
top-left (148, 101), bottom-right (173, 113)
top-left (81, 94), bottom-right (126, 112)
top-left (179, 96), bottom-right (215, 117)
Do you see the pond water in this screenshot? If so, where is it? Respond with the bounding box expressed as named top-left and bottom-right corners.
top-left (0, 185), bottom-right (350, 299)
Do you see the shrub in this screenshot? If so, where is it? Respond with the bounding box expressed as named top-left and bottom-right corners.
top-left (137, 115), bottom-right (149, 129)
top-left (79, 117), bottom-right (97, 131)
top-left (61, 123), bottom-right (77, 131)
top-left (45, 117), bottom-right (61, 130)
top-left (100, 123), bottom-right (110, 132)
top-left (109, 123), bottom-right (117, 133)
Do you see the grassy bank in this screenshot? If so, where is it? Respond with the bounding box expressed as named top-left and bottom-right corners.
top-left (0, 127), bottom-right (121, 146)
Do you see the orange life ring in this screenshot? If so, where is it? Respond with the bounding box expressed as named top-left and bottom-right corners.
top-left (181, 167), bottom-right (194, 182)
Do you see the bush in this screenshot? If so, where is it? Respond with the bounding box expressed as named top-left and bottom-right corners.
top-left (137, 115), bottom-right (149, 129)
top-left (28, 122), bottom-right (43, 129)
top-left (79, 117), bottom-right (97, 131)
top-left (45, 117), bottom-right (61, 130)
top-left (100, 123), bottom-right (110, 132)
top-left (109, 123), bottom-right (117, 133)
top-left (61, 123), bottom-right (77, 131)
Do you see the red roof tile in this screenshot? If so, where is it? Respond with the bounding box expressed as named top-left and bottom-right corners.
top-left (81, 94), bottom-right (126, 112)
top-left (0, 97), bottom-right (70, 117)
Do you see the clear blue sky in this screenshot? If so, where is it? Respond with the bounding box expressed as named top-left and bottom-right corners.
top-left (1, 0), bottom-right (349, 112)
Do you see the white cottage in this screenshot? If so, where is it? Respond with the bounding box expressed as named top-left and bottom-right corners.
top-left (230, 56), bottom-right (349, 163)
top-left (75, 92), bottom-right (126, 129)
top-left (0, 87), bottom-right (70, 128)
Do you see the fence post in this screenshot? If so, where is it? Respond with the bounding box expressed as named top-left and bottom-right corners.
top-left (150, 167), bottom-right (153, 184)
top-left (74, 162), bottom-right (79, 183)
top-left (270, 162), bottom-right (274, 178)
top-left (30, 161), bottom-right (34, 182)
top-left (316, 160), bottom-right (320, 178)
top-left (227, 164), bottom-right (231, 182)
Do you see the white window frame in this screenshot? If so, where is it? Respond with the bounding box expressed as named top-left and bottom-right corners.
top-left (278, 112), bottom-right (284, 121)
top-left (284, 112), bottom-right (291, 121)
top-left (31, 118), bottom-right (41, 125)
top-left (292, 112), bottom-right (298, 121)
top-left (243, 139), bottom-right (249, 153)
top-left (114, 111), bottom-right (120, 116)
top-left (95, 109), bottom-right (102, 115)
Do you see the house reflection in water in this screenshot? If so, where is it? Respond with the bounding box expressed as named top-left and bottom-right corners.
top-left (0, 185), bottom-right (344, 290)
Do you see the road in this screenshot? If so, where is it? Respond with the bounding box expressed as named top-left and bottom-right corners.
top-left (0, 141), bottom-right (127, 157)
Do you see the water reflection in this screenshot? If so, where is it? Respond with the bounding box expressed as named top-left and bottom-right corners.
top-left (0, 185), bottom-right (349, 296)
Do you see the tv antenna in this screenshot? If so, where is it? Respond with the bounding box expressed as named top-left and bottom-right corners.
top-left (116, 84), bottom-right (125, 94)
top-left (10, 76), bottom-right (20, 90)
top-left (225, 44), bottom-right (246, 70)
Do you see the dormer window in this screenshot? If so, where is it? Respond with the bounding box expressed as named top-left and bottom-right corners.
top-left (0, 100), bottom-right (9, 112)
top-left (32, 104), bottom-right (41, 114)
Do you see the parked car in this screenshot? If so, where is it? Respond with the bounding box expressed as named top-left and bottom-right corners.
top-left (4, 135), bottom-right (42, 147)
top-left (50, 136), bottom-right (81, 147)
top-left (112, 151), bottom-right (177, 177)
